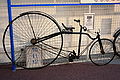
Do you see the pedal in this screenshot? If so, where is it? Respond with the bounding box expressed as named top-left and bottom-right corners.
top-left (69, 55), bottom-right (73, 62)
top-left (68, 50), bottom-right (77, 62)
top-left (68, 54), bottom-right (75, 62)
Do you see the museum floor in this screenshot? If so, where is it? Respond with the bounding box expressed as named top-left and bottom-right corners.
top-left (0, 60), bottom-right (120, 80)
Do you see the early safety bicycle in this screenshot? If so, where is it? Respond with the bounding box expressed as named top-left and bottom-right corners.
top-left (3, 11), bottom-right (115, 69)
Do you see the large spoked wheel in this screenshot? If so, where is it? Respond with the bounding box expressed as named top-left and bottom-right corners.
top-left (3, 11), bottom-right (63, 69)
top-left (89, 39), bottom-right (115, 66)
top-left (113, 33), bottom-right (120, 57)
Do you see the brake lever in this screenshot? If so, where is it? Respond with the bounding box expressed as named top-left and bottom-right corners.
top-left (62, 23), bottom-right (67, 30)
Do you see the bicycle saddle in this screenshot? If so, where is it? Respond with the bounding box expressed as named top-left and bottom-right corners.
top-left (62, 23), bottom-right (75, 30)
top-left (65, 27), bottom-right (75, 30)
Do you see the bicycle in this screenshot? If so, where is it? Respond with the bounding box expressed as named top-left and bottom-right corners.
top-left (3, 11), bottom-right (115, 69)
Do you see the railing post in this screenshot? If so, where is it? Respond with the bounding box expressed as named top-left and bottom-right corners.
top-left (7, 0), bottom-right (16, 71)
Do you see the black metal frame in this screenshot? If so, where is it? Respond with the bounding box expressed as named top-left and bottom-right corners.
top-left (33, 19), bottom-right (104, 60)
top-left (3, 11), bottom-right (115, 69)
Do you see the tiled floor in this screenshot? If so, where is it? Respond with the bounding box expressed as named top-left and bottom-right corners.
top-left (0, 60), bottom-right (120, 80)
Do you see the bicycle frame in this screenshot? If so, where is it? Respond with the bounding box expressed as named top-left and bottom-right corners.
top-left (3, 10), bottom-right (116, 69)
top-left (32, 22), bottom-right (103, 59)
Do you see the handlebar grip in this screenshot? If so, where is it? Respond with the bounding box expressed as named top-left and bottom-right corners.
top-left (74, 19), bottom-right (80, 23)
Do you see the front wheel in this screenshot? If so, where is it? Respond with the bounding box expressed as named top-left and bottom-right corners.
top-left (89, 39), bottom-right (115, 66)
top-left (3, 11), bottom-right (63, 69)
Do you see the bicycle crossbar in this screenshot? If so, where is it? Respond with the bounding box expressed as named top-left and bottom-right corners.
top-left (37, 31), bottom-right (96, 43)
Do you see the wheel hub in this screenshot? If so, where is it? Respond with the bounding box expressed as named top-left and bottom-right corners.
top-left (30, 38), bottom-right (37, 45)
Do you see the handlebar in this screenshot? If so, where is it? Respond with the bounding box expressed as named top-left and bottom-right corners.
top-left (74, 19), bottom-right (88, 31)
top-left (73, 19), bottom-right (101, 40)
top-left (74, 19), bottom-right (80, 23)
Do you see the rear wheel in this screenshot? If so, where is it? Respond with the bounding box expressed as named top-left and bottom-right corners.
top-left (113, 33), bottom-right (120, 57)
top-left (3, 11), bottom-right (63, 69)
top-left (89, 39), bottom-right (115, 66)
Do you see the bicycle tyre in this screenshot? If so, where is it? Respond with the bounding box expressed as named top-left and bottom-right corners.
top-left (89, 38), bottom-right (115, 66)
top-left (3, 11), bottom-right (63, 69)
top-left (113, 33), bottom-right (120, 57)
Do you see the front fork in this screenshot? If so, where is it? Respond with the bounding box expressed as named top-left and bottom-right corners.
top-left (97, 33), bottom-right (105, 54)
